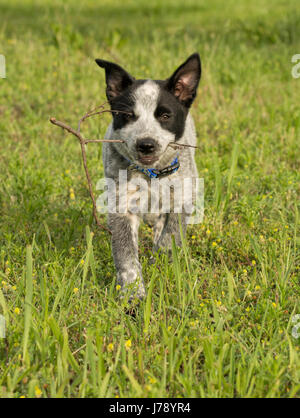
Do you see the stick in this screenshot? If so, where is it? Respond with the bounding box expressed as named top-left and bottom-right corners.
top-left (50, 117), bottom-right (112, 234)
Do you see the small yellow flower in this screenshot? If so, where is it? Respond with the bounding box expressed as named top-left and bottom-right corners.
top-left (255, 285), bottom-right (261, 290)
top-left (35, 386), bottom-right (42, 398)
top-left (251, 260), bottom-right (256, 266)
top-left (272, 302), bottom-right (277, 308)
top-left (191, 235), bottom-right (196, 240)
top-left (12, 286), bottom-right (17, 291)
top-left (69, 247), bottom-right (75, 253)
top-left (116, 285), bottom-right (121, 291)
top-left (212, 241), bottom-right (217, 247)
top-left (206, 229), bottom-right (211, 235)
top-left (70, 192), bottom-right (75, 200)
top-left (80, 259), bottom-right (85, 265)
top-left (73, 288), bottom-right (79, 294)
top-left (149, 377), bottom-right (157, 384)
top-left (107, 343), bottom-right (114, 352)
top-left (125, 339), bottom-right (132, 349)
top-left (1, 280), bottom-right (7, 287)
top-left (65, 169), bottom-right (70, 175)
top-left (14, 307), bottom-right (20, 315)
top-left (245, 307), bottom-right (250, 312)
top-left (167, 326), bottom-right (172, 331)
top-left (19, 395), bottom-right (25, 398)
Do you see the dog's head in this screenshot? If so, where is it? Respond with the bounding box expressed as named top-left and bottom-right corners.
top-left (95, 53), bottom-right (201, 167)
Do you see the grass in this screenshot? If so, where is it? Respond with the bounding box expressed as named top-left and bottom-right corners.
top-left (0, 0), bottom-right (300, 398)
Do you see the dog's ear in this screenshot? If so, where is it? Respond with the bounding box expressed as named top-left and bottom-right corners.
top-left (95, 59), bottom-right (135, 101)
top-left (166, 53), bottom-right (201, 107)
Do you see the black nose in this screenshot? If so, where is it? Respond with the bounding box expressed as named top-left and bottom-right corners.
top-left (136, 137), bottom-right (156, 155)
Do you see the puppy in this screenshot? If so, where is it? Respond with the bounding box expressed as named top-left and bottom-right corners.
top-left (95, 53), bottom-right (201, 299)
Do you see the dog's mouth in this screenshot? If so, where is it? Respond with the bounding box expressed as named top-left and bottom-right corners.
top-left (137, 154), bottom-right (158, 166)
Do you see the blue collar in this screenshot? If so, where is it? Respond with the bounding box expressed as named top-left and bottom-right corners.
top-left (126, 155), bottom-right (180, 179)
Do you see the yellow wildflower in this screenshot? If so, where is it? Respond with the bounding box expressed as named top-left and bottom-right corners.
top-left (125, 339), bottom-right (132, 349)
top-left (35, 386), bottom-right (42, 398)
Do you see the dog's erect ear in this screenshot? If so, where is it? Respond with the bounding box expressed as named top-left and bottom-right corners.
top-left (95, 59), bottom-right (135, 101)
top-left (166, 53), bottom-right (201, 107)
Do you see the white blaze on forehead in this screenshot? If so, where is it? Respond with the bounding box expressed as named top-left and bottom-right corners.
top-left (133, 80), bottom-right (160, 116)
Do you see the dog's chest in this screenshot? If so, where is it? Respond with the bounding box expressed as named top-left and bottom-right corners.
top-left (116, 169), bottom-right (192, 219)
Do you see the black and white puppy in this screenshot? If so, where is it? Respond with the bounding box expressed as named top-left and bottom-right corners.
top-left (96, 53), bottom-right (201, 300)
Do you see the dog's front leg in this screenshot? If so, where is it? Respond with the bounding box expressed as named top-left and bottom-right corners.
top-left (109, 213), bottom-right (146, 300)
top-left (154, 213), bottom-right (187, 254)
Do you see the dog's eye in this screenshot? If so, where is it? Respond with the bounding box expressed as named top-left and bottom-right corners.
top-left (159, 113), bottom-right (170, 121)
top-left (124, 112), bottom-right (134, 120)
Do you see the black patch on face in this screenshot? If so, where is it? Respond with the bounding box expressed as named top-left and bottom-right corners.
top-left (109, 80), bottom-right (147, 131)
top-left (154, 80), bottom-right (188, 140)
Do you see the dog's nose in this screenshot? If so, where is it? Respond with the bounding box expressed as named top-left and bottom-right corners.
top-left (136, 137), bottom-right (156, 155)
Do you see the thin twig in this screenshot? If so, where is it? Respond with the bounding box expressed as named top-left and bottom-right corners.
top-left (168, 142), bottom-right (201, 150)
top-left (50, 116), bottom-right (113, 234)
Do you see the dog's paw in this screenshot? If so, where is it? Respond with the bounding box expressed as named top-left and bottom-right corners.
top-left (117, 271), bottom-right (146, 303)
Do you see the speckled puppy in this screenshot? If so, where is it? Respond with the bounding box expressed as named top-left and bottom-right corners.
top-left (95, 53), bottom-right (201, 300)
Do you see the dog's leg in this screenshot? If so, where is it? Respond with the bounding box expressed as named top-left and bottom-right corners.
top-left (154, 213), bottom-right (187, 254)
top-left (109, 213), bottom-right (146, 300)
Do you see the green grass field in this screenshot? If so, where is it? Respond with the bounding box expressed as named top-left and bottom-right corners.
top-left (0, 0), bottom-right (299, 398)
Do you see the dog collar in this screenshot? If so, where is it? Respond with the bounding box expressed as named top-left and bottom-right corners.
top-left (126, 155), bottom-right (180, 179)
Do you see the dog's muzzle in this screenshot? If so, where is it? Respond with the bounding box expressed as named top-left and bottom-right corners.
top-left (136, 137), bottom-right (156, 155)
